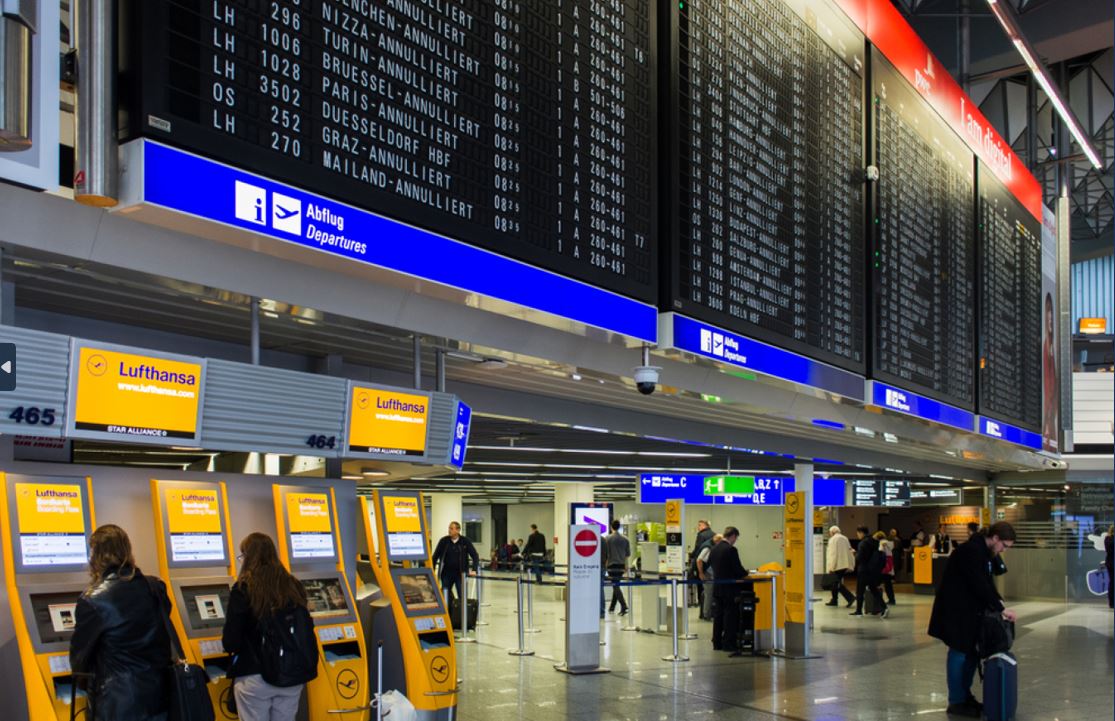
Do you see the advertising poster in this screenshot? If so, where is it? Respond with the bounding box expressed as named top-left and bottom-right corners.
top-left (15, 482), bottom-right (88, 567)
top-left (382, 495), bottom-right (425, 558)
top-left (1041, 205), bottom-right (1059, 452)
top-left (347, 386), bottom-right (430, 456)
top-left (783, 492), bottom-right (807, 624)
top-left (286, 492), bottom-right (335, 559)
top-left (165, 487), bottom-right (224, 563)
top-left (71, 345), bottom-right (204, 441)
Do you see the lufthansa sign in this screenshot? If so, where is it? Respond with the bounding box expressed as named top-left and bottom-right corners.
top-left (346, 384), bottom-right (431, 458)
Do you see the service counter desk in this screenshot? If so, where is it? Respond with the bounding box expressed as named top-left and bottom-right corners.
top-left (912, 547), bottom-right (951, 594)
top-left (748, 573), bottom-right (786, 652)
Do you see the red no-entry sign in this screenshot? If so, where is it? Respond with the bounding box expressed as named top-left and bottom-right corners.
top-left (573, 528), bottom-right (598, 557)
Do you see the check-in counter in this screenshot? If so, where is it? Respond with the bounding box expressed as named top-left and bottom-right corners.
top-left (749, 572), bottom-right (785, 652)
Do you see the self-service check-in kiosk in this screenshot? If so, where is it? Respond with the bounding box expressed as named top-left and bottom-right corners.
top-left (358, 490), bottom-right (457, 721)
top-left (151, 479), bottom-right (238, 720)
top-left (273, 484), bottom-right (369, 720)
top-left (0, 474), bottom-right (95, 721)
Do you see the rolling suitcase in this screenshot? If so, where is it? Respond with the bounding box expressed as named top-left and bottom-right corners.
top-left (982, 652), bottom-right (1018, 721)
top-left (447, 596), bottom-right (478, 631)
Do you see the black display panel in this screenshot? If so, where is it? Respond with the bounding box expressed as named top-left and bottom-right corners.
top-left (871, 51), bottom-right (975, 409)
top-left (664, 0), bottom-right (866, 372)
top-left (851, 479), bottom-right (910, 507)
top-left (129, 1), bottom-right (656, 302)
top-left (29, 592), bottom-right (82, 646)
top-left (977, 163), bottom-right (1042, 431)
top-left (180, 583), bottom-right (233, 631)
top-left (301, 577), bottom-right (350, 619)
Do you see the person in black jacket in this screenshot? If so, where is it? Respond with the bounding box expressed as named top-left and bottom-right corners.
top-left (708, 527), bottom-right (749, 652)
top-left (522, 524), bottom-right (547, 583)
top-left (1105, 525), bottom-right (1113, 610)
top-left (689, 520), bottom-right (714, 610)
top-left (431, 521), bottom-right (481, 603)
top-left (69, 524), bottom-right (173, 721)
top-left (850, 526), bottom-right (888, 618)
top-left (223, 532), bottom-right (312, 721)
top-left (928, 522), bottom-right (1018, 718)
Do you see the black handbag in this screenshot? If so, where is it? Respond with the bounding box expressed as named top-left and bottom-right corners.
top-left (975, 609), bottom-right (1015, 658)
top-left (148, 579), bottom-right (216, 721)
top-left (820, 573), bottom-right (839, 592)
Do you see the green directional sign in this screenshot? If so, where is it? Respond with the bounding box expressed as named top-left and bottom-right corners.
top-left (703, 475), bottom-right (755, 496)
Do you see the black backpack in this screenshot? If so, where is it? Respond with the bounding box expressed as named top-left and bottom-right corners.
top-left (258, 605), bottom-right (319, 687)
top-left (869, 548), bottom-right (887, 575)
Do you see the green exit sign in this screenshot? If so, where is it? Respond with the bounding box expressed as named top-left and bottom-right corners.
top-left (703, 475), bottom-right (755, 495)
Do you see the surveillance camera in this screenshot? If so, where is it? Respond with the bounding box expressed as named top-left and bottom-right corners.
top-left (633, 365), bottom-right (661, 395)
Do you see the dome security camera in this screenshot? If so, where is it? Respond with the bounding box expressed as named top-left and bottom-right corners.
top-left (633, 365), bottom-right (661, 396)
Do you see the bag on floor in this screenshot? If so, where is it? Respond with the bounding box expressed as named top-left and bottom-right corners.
top-left (1086, 566), bottom-right (1109, 596)
top-left (981, 652), bottom-right (1018, 721)
top-left (378, 690), bottom-right (417, 721)
top-left (447, 597), bottom-right (478, 631)
top-left (975, 610), bottom-right (1014, 658)
top-left (864, 589), bottom-right (880, 615)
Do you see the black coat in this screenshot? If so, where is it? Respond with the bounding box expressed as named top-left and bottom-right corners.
top-left (69, 567), bottom-right (173, 721)
top-left (523, 531), bottom-right (546, 556)
top-left (1105, 534), bottom-right (1113, 571)
top-left (708, 540), bottom-right (748, 598)
top-left (855, 537), bottom-right (881, 582)
top-left (222, 583), bottom-right (262, 678)
top-left (432, 535), bottom-right (481, 578)
top-left (927, 534), bottom-right (1005, 654)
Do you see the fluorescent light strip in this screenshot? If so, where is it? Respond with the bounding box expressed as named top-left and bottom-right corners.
top-left (985, 0), bottom-right (1103, 169)
top-left (468, 445), bottom-right (710, 457)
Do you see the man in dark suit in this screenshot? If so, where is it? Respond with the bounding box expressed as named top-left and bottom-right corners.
top-left (708, 526), bottom-right (748, 652)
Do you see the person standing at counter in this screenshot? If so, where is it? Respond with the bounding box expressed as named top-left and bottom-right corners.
top-left (432, 521), bottom-right (481, 603)
top-left (70, 525), bottom-right (174, 721)
top-left (690, 520), bottom-right (713, 609)
top-left (824, 526), bottom-right (856, 608)
top-left (708, 527), bottom-right (749, 653)
top-left (928, 522), bottom-right (1018, 718)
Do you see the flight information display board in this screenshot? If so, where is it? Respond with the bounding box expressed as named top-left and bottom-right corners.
top-left (130, 0), bottom-right (656, 301)
top-left (665, 0), bottom-right (866, 372)
top-left (978, 163), bottom-right (1042, 431)
top-left (871, 51), bottom-right (975, 409)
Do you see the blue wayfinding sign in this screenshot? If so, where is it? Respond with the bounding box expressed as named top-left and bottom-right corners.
top-left (664, 314), bottom-right (864, 400)
top-left (638, 475), bottom-right (847, 506)
top-left (132, 141), bottom-right (658, 343)
top-left (977, 416), bottom-right (1042, 450)
top-left (450, 402), bottom-right (472, 468)
top-left (869, 381), bottom-right (975, 432)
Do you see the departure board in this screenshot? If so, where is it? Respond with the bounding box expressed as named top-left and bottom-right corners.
top-left (978, 163), bottom-right (1042, 431)
top-left (129, 0), bottom-right (656, 301)
top-left (871, 52), bottom-right (975, 409)
top-left (665, 0), bottom-right (866, 372)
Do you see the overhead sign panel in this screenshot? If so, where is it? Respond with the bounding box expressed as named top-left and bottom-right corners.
top-left (868, 381), bottom-right (975, 432)
top-left (662, 314), bottom-right (866, 400)
top-left (639, 474), bottom-right (846, 507)
top-left (67, 341), bottom-right (206, 445)
top-left (449, 401), bottom-right (471, 469)
top-left (346, 384), bottom-right (431, 459)
top-left (977, 416), bottom-right (1043, 451)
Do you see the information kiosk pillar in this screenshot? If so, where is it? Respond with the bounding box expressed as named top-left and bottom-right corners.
top-left (273, 485), bottom-right (369, 720)
top-left (151, 479), bottom-right (238, 719)
top-left (358, 491), bottom-right (457, 721)
top-left (0, 474), bottom-right (95, 721)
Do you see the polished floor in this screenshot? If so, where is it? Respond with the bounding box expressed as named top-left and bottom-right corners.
top-left (450, 576), bottom-right (1114, 721)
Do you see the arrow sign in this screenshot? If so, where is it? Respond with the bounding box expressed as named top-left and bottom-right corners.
top-left (703, 475), bottom-right (755, 496)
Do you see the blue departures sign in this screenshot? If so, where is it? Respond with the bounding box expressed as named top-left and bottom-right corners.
top-left (666, 314), bottom-right (865, 400)
top-left (450, 402), bottom-right (472, 468)
top-left (977, 416), bottom-right (1042, 450)
top-left (868, 381), bottom-right (975, 432)
top-left (136, 142), bottom-right (658, 343)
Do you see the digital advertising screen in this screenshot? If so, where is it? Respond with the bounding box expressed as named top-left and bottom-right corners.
top-left (380, 494), bottom-right (426, 561)
top-left (68, 343), bottom-right (205, 444)
top-left (393, 569), bottom-right (443, 617)
top-left (347, 386), bottom-right (431, 458)
top-left (571, 503), bottom-right (612, 536)
top-left (30, 592), bottom-right (83, 646)
top-left (165, 486), bottom-right (226, 564)
top-left (180, 583), bottom-right (233, 631)
top-left (301, 577), bottom-right (350, 619)
top-left (285, 491), bottom-right (336, 561)
top-left (14, 481), bottom-right (89, 570)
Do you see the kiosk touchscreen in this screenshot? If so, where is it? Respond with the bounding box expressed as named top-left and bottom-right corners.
top-left (151, 479), bottom-right (238, 719)
top-left (358, 491), bottom-right (457, 721)
top-left (273, 485), bottom-right (368, 720)
top-left (0, 474), bottom-right (95, 721)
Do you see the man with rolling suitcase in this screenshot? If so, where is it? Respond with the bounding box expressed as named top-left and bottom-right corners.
top-left (928, 521), bottom-right (1019, 718)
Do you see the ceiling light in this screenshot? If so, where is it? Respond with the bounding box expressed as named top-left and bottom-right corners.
top-left (476, 358), bottom-right (508, 369)
top-left (342, 475), bottom-right (363, 481)
top-left (362, 470), bottom-right (390, 477)
top-left (984, 0), bottom-right (1103, 169)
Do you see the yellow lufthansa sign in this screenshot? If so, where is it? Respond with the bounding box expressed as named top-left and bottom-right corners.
top-left (166, 488), bottom-right (221, 535)
top-left (72, 346), bottom-right (203, 440)
top-left (783, 491), bottom-right (807, 624)
top-left (665, 499), bottom-right (682, 527)
top-left (347, 386), bottom-right (430, 457)
top-left (382, 496), bottom-right (422, 534)
top-left (287, 492), bottom-right (332, 534)
top-left (15, 483), bottom-right (85, 534)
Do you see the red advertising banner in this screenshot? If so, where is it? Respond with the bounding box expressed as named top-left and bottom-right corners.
top-left (833, 0), bottom-right (1042, 220)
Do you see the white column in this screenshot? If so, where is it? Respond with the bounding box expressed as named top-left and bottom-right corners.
top-left (429, 493), bottom-right (464, 549)
top-left (553, 483), bottom-right (594, 570)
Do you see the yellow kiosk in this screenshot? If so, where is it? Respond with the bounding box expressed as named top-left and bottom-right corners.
top-left (273, 484), bottom-right (369, 720)
top-left (0, 473), bottom-right (95, 721)
top-left (150, 479), bottom-right (238, 720)
top-left (358, 490), bottom-right (457, 721)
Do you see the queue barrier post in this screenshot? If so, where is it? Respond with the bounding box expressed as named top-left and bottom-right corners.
top-left (508, 575), bottom-right (535, 656)
top-left (660, 578), bottom-right (689, 662)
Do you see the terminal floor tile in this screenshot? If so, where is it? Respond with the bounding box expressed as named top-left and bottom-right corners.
top-left (449, 576), bottom-right (1114, 721)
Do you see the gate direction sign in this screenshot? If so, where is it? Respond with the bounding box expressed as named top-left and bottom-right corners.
top-left (703, 475), bottom-right (756, 496)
